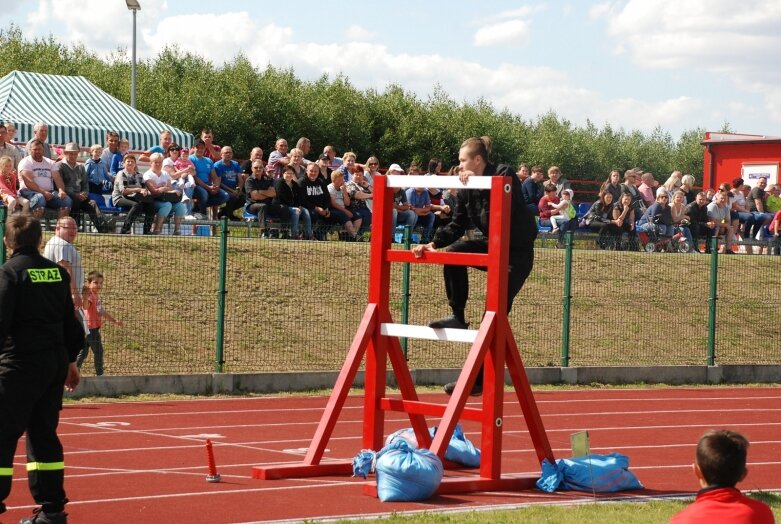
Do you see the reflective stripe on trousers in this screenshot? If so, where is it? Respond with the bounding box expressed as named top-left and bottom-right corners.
top-left (26, 462), bottom-right (64, 472)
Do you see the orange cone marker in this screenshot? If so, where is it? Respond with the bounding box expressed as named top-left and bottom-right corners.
top-left (205, 439), bottom-right (222, 483)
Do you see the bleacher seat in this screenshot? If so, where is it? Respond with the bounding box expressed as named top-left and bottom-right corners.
top-left (89, 192), bottom-right (124, 214)
top-left (536, 217), bottom-right (552, 233)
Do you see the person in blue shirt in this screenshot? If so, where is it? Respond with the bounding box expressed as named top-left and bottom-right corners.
top-left (406, 186), bottom-right (436, 243)
top-left (188, 140), bottom-right (229, 220)
top-left (213, 146), bottom-right (245, 220)
top-left (84, 144), bottom-right (113, 194)
top-left (110, 138), bottom-right (130, 176)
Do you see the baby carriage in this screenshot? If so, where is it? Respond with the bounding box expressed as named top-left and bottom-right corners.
top-left (639, 218), bottom-right (691, 253)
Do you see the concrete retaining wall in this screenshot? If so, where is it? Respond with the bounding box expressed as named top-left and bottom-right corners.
top-left (66, 365), bottom-right (781, 398)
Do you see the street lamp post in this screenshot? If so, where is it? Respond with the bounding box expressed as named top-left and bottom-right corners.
top-left (125, 0), bottom-right (141, 109)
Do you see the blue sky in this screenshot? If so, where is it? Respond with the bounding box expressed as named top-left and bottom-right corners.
top-left (2, 0), bottom-right (780, 139)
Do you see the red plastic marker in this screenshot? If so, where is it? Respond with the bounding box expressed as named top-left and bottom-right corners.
top-left (205, 439), bottom-right (221, 483)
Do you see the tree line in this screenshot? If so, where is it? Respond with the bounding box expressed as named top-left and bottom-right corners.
top-left (0, 25), bottom-right (712, 184)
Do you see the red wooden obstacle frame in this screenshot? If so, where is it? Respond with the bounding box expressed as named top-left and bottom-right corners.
top-left (252, 174), bottom-right (555, 495)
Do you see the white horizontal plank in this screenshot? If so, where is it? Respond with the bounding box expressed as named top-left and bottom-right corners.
top-left (380, 323), bottom-right (477, 343)
top-left (385, 175), bottom-right (495, 189)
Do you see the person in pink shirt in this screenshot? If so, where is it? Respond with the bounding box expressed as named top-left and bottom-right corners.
top-left (637, 171), bottom-right (658, 209)
top-left (0, 155), bottom-right (29, 213)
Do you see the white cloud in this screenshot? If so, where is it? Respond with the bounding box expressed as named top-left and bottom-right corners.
top-left (9, 0), bottom-right (739, 136)
top-left (473, 19), bottom-right (530, 47)
top-left (24, 0), bottom-right (167, 52)
top-left (594, 0), bottom-right (781, 128)
top-left (479, 4), bottom-right (548, 24)
top-left (344, 24), bottom-right (376, 42)
top-left (596, 0), bottom-right (781, 74)
top-left (143, 12), bottom-right (261, 64)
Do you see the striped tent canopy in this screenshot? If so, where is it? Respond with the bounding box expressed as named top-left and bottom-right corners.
top-left (0, 70), bottom-right (192, 151)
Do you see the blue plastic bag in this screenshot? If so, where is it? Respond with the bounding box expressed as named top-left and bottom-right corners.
top-left (429, 424), bottom-right (481, 468)
top-left (385, 425), bottom-right (481, 468)
top-left (352, 449), bottom-right (376, 479)
top-left (536, 453), bottom-right (644, 493)
top-left (375, 440), bottom-right (443, 502)
top-left (385, 427), bottom-right (419, 449)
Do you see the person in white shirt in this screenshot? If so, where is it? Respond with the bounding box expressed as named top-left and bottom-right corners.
top-left (18, 139), bottom-right (71, 218)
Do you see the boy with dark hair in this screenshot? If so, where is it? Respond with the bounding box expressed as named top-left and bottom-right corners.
top-left (669, 429), bottom-right (774, 523)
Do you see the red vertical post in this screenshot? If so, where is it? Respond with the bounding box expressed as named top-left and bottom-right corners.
top-left (362, 175), bottom-right (395, 450)
top-left (479, 176), bottom-right (512, 479)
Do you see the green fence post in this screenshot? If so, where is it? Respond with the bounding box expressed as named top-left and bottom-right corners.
top-left (706, 237), bottom-right (719, 366)
top-left (215, 217), bottom-right (228, 373)
top-left (0, 206), bottom-right (6, 264)
top-left (400, 225), bottom-right (411, 359)
top-left (561, 231), bottom-right (573, 367)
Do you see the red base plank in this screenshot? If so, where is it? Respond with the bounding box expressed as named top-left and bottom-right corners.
top-left (252, 462), bottom-right (353, 479)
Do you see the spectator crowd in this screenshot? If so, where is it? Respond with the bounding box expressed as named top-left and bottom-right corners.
top-left (1, 121), bottom-right (779, 252)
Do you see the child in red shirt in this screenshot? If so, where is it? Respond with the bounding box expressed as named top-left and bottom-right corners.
top-left (77, 271), bottom-right (123, 376)
top-left (669, 429), bottom-right (774, 523)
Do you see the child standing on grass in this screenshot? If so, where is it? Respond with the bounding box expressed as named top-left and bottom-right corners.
top-left (77, 271), bottom-right (123, 376)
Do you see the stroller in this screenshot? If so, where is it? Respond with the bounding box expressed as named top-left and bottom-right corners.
top-left (639, 217), bottom-right (691, 253)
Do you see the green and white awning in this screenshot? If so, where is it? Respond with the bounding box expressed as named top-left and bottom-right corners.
top-left (0, 70), bottom-right (192, 151)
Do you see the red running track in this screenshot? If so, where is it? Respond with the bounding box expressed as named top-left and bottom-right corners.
top-left (3, 386), bottom-right (781, 523)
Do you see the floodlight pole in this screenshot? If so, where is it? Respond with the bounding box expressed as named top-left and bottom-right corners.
top-left (131, 7), bottom-right (137, 108)
top-left (126, 1), bottom-right (141, 108)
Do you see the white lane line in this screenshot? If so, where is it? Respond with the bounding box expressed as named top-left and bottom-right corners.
top-left (63, 387), bottom-right (781, 410)
top-left (58, 408), bottom-right (781, 438)
top-left (42, 432), bottom-right (781, 459)
top-left (60, 420), bottom-right (318, 458)
top-left (3, 480), bottom-right (364, 511)
top-left (59, 393), bottom-right (781, 421)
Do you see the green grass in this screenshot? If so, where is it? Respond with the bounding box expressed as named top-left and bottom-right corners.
top-left (331, 493), bottom-right (781, 523)
top-left (45, 231), bottom-right (781, 376)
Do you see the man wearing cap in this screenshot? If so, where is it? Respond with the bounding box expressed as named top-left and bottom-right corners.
top-left (59, 143), bottom-right (112, 233)
top-left (316, 153), bottom-right (332, 183)
top-left (18, 139), bottom-right (72, 219)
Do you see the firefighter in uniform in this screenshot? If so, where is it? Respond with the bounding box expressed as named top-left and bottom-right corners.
top-left (0, 214), bottom-right (83, 524)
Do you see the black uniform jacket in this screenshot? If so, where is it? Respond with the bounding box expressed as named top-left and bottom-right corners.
top-left (431, 163), bottom-right (538, 253)
top-left (0, 247), bottom-right (84, 364)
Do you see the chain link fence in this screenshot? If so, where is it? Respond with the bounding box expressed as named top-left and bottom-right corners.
top-left (5, 219), bottom-right (779, 376)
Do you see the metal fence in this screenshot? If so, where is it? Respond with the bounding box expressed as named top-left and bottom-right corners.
top-left (2, 213), bottom-right (779, 376)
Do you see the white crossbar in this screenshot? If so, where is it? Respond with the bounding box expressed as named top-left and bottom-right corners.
top-left (380, 323), bottom-right (478, 343)
top-left (386, 175), bottom-right (494, 189)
